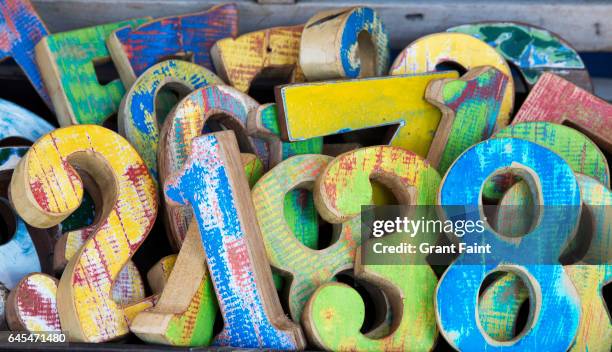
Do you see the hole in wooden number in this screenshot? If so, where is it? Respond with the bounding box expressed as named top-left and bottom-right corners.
top-left (559, 202), bottom-right (594, 265)
top-left (435, 61), bottom-right (467, 76)
top-left (478, 269), bottom-right (533, 342)
top-left (0, 197), bottom-right (16, 245)
top-left (93, 57), bottom-right (120, 86)
top-left (248, 66), bottom-right (294, 104)
top-left (0, 137), bottom-right (32, 148)
top-left (482, 172), bottom-right (535, 237)
top-left (282, 186), bottom-right (324, 250)
top-left (356, 30), bottom-right (376, 78)
top-left (202, 113), bottom-right (257, 154)
top-left (154, 83), bottom-right (194, 125)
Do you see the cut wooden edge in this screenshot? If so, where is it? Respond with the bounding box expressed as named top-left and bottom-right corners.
top-left (106, 26), bottom-right (139, 89)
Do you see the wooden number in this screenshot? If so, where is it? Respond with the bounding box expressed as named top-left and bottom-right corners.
top-left (390, 32), bottom-right (514, 128)
top-left (425, 66), bottom-right (509, 174)
top-left (0, 0), bottom-right (51, 108)
top-left (253, 154), bottom-right (355, 321)
top-left (0, 98), bottom-right (54, 143)
top-left (159, 85), bottom-right (267, 248)
top-left (6, 273), bottom-right (61, 332)
top-left (107, 4), bottom-right (238, 87)
top-left (130, 153), bottom-right (263, 346)
top-left (164, 131), bottom-right (305, 349)
top-left (299, 7), bottom-right (390, 81)
top-left (35, 18), bottom-right (149, 126)
top-left (437, 138), bottom-right (581, 350)
top-left (10, 125), bottom-right (157, 342)
top-left (118, 59), bottom-right (222, 180)
top-left (514, 73), bottom-right (612, 152)
top-left (302, 145), bottom-right (440, 351)
top-left (0, 283), bottom-right (7, 330)
top-left (211, 25), bottom-right (304, 93)
top-left (130, 221), bottom-right (216, 346)
top-left (276, 72), bottom-right (458, 157)
top-left (448, 22), bottom-right (592, 91)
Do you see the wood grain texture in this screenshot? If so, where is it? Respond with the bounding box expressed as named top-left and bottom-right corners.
top-left (514, 73), bottom-right (612, 152)
top-left (9, 125), bottom-right (157, 342)
top-left (130, 221), bottom-right (216, 346)
top-left (164, 131), bottom-right (305, 349)
top-left (276, 71), bottom-right (457, 157)
top-left (437, 138), bottom-right (581, 350)
top-left (425, 66), bottom-right (508, 174)
top-left (303, 145), bottom-right (440, 351)
top-left (107, 4), bottom-right (238, 87)
top-left (158, 85), bottom-right (267, 248)
top-left (6, 273), bottom-right (60, 332)
top-left (118, 59), bottom-right (222, 181)
top-left (0, 0), bottom-right (51, 108)
top-left (35, 18), bottom-right (149, 126)
top-left (448, 22), bottom-right (592, 91)
top-left (253, 154), bottom-right (357, 322)
top-left (390, 32), bottom-right (514, 128)
top-left (299, 6), bottom-right (389, 81)
top-left (211, 25), bottom-right (304, 93)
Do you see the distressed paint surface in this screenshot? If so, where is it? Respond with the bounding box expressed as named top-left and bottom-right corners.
top-left (159, 85), bottom-right (267, 247)
top-left (253, 154), bottom-right (360, 321)
top-left (249, 103), bottom-right (322, 253)
top-left (212, 25), bottom-right (304, 93)
top-left (303, 145), bottom-right (440, 351)
top-left (119, 59), bottom-right (222, 181)
top-left (448, 22), bottom-right (590, 89)
top-left (0, 98), bottom-right (53, 140)
top-left (425, 66), bottom-right (508, 174)
top-left (300, 7), bottom-right (389, 80)
top-left (109, 4), bottom-right (237, 86)
top-left (0, 198), bottom-right (40, 289)
top-left (0, 283), bottom-right (7, 330)
top-left (36, 18), bottom-right (148, 126)
top-left (437, 138), bottom-right (581, 351)
top-left (7, 273), bottom-right (60, 331)
top-left (10, 125), bottom-right (157, 342)
top-left (390, 33), bottom-right (514, 128)
top-left (277, 72), bottom-right (457, 157)
top-left (0, 0), bottom-right (51, 107)
top-left (514, 72), bottom-right (612, 152)
top-left (164, 131), bottom-right (304, 349)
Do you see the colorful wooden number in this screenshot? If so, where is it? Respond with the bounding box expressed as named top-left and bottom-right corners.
top-left (448, 22), bottom-right (592, 91)
top-left (107, 4), bottom-right (238, 88)
top-left (302, 145), bottom-right (440, 351)
top-left (159, 85), bottom-right (267, 248)
top-left (118, 59), bottom-right (222, 180)
top-left (0, 0), bottom-right (51, 108)
top-left (437, 138), bottom-right (581, 350)
top-left (35, 18), bottom-right (149, 126)
top-left (211, 25), bottom-right (305, 93)
top-left (390, 32), bottom-right (514, 128)
top-left (0, 98), bottom-right (54, 143)
top-left (10, 125), bottom-right (157, 342)
top-left (253, 154), bottom-right (358, 321)
top-left (6, 273), bottom-right (61, 332)
top-left (514, 73), bottom-right (612, 152)
top-left (164, 131), bottom-right (305, 349)
top-left (299, 7), bottom-right (390, 80)
top-left (425, 66), bottom-right (509, 174)
top-left (276, 71), bottom-right (458, 157)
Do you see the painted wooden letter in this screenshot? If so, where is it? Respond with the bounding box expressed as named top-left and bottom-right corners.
top-left (514, 73), bottom-right (612, 152)
top-left (276, 72), bottom-right (457, 157)
top-left (108, 4), bottom-right (238, 87)
top-left (211, 25), bottom-right (304, 93)
top-left (6, 273), bottom-right (61, 332)
top-left (118, 59), bottom-right (222, 180)
top-left (0, 0), bottom-right (51, 107)
top-left (10, 125), bottom-right (157, 342)
top-left (35, 18), bottom-right (149, 126)
top-left (448, 22), bottom-right (592, 91)
top-left (390, 32), bottom-right (514, 127)
top-left (425, 66), bottom-right (509, 174)
top-left (164, 131), bottom-right (305, 349)
top-left (300, 7), bottom-right (390, 80)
